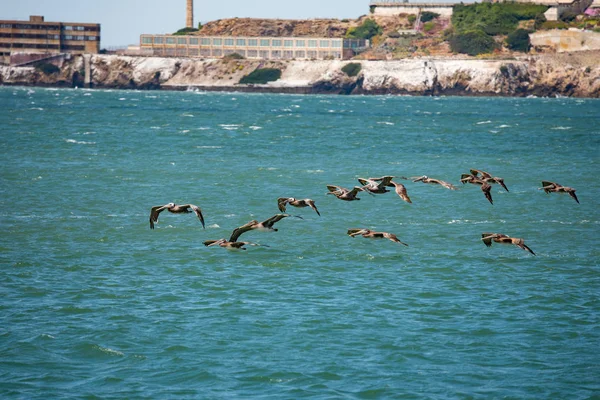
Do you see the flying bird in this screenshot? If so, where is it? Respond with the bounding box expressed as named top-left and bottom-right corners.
top-left (460, 174), bottom-right (494, 205)
top-left (347, 228), bottom-right (409, 246)
top-left (481, 233), bottom-right (535, 255)
top-left (203, 239), bottom-right (265, 251)
top-left (357, 176), bottom-right (394, 194)
top-left (277, 197), bottom-right (320, 216)
top-left (470, 169), bottom-right (509, 192)
top-left (412, 175), bottom-right (457, 190)
top-left (326, 185), bottom-right (366, 201)
top-left (149, 202), bottom-right (204, 229)
top-left (229, 214), bottom-right (299, 242)
top-left (539, 181), bottom-right (579, 204)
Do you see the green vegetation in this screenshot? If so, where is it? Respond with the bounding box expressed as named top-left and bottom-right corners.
top-left (223, 52), bottom-right (245, 60)
top-left (448, 2), bottom-right (548, 55)
top-left (342, 62), bottom-right (362, 77)
top-left (239, 68), bottom-right (281, 84)
top-left (448, 30), bottom-right (499, 56)
top-left (408, 15), bottom-right (417, 24)
top-left (420, 11), bottom-right (440, 23)
top-left (34, 62), bottom-right (60, 75)
top-left (173, 27), bottom-right (199, 35)
top-left (423, 21), bottom-right (436, 33)
top-left (452, 2), bottom-right (548, 35)
top-left (346, 19), bottom-right (382, 40)
top-left (505, 28), bottom-right (531, 52)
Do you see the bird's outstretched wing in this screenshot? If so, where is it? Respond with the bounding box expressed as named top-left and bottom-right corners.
top-left (149, 204), bottom-right (168, 229)
top-left (384, 232), bottom-right (409, 246)
top-left (347, 228), bottom-right (368, 237)
top-left (306, 199), bottom-right (321, 216)
top-left (182, 204), bottom-right (205, 229)
top-left (229, 220), bottom-right (258, 242)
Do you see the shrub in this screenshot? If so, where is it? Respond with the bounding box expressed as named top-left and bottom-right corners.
top-left (173, 27), bottom-right (199, 35)
top-left (506, 29), bottom-right (531, 52)
top-left (346, 19), bottom-right (382, 40)
top-left (408, 15), bottom-right (417, 24)
top-left (423, 21), bottom-right (436, 33)
top-left (35, 62), bottom-right (60, 75)
top-left (224, 52), bottom-right (245, 60)
top-left (541, 20), bottom-right (569, 29)
top-left (342, 62), bottom-right (362, 77)
top-left (239, 68), bottom-right (281, 84)
top-left (534, 13), bottom-right (547, 30)
top-left (421, 11), bottom-right (440, 23)
top-left (449, 29), bottom-right (499, 55)
top-left (559, 10), bottom-right (578, 23)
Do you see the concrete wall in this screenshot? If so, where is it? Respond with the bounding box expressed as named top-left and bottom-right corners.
top-left (372, 4), bottom-right (454, 17)
top-left (530, 29), bottom-right (600, 52)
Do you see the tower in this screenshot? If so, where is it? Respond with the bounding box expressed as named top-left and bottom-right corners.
top-left (186, 0), bottom-right (194, 28)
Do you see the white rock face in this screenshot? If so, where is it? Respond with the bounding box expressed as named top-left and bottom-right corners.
top-left (1, 52), bottom-right (599, 98)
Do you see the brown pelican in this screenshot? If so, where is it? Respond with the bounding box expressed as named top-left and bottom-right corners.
top-left (357, 176), bottom-right (394, 194)
top-left (326, 185), bottom-right (365, 201)
top-left (277, 197), bottom-right (320, 216)
top-left (203, 239), bottom-right (265, 251)
top-left (460, 174), bottom-right (494, 205)
top-left (539, 181), bottom-right (579, 204)
top-left (470, 169), bottom-right (509, 192)
top-left (412, 176), bottom-right (457, 190)
top-left (229, 214), bottom-right (299, 242)
top-left (149, 203), bottom-right (204, 229)
top-left (481, 233), bottom-right (535, 255)
top-left (347, 228), bottom-right (409, 246)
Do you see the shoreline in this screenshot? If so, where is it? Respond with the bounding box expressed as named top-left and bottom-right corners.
top-left (1, 52), bottom-right (599, 98)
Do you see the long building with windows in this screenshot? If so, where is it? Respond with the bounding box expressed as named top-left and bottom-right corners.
top-left (139, 34), bottom-right (368, 60)
top-left (0, 16), bottom-right (100, 65)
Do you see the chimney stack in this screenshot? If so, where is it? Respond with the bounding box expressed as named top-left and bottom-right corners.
top-left (186, 0), bottom-right (194, 28)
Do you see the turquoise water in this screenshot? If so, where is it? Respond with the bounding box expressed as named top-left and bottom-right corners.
top-left (1, 86), bottom-right (599, 398)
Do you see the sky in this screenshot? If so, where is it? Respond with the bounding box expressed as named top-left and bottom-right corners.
top-left (1, 0), bottom-right (378, 48)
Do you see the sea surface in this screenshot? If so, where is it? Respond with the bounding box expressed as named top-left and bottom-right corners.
top-left (1, 86), bottom-right (599, 399)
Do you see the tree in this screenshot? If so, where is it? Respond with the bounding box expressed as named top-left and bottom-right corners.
top-left (449, 29), bottom-right (499, 56)
top-left (506, 29), bottom-right (531, 52)
top-left (346, 19), bottom-right (382, 40)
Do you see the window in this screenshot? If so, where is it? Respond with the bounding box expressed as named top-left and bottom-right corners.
top-left (248, 39), bottom-right (257, 46)
top-left (307, 50), bottom-right (317, 58)
top-left (236, 38), bottom-right (245, 46)
top-left (295, 50), bottom-right (305, 58)
top-left (201, 38), bottom-right (210, 45)
top-left (87, 36), bottom-right (97, 41)
top-left (331, 51), bottom-right (341, 59)
top-left (224, 38), bottom-right (234, 46)
top-left (190, 38), bottom-right (198, 45)
top-left (272, 39), bottom-right (282, 47)
top-left (154, 37), bottom-right (164, 44)
top-left (76, 36), bottom-right (85, 41)
top-left (284, 40), bottom-right (293, 47)
top-left (331, 40), bottom-right (342, 48)
top-left (296, 40), bottom-right (305, 47)
top-left (141, 36), bottom-right (153, 44)
top-left (189, 48), bottom-right (199, 55)
top-left (75, 26), bottom-right (85, 31)
top-left (308, 40), bottom-right (317, 48)
top-left (0, 24), bottom-right (11, 28)
top-left (212, 49), bottom-right (222, 56)
top-left (64, 35), bottom-right (73, 40)
top-left (64, 25), bottom-right (73, 30)
top-left (283, 50), bottom-right (293, 59)
top-left (247, 49), bottom-right (257, 57)
top-left (259, 50), bottom-right (269, 58)
top-left (260, 39), bottom-right (270, 47)
top-left (320, 40), bottom-right (330, 48)
top-left (271, 50), bottom-right (281, 58)
top-left (177, 37), bottom-right (186, 44)
top-left (200, 49), bottom-right (210, 57)
top-left (166, 37), bottom-right (176, 44)
top-left (213, 38), bottom-right (222, 45)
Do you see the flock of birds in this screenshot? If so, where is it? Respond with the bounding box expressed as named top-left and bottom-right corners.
top-left (149, 169), bottom-right (580, 255)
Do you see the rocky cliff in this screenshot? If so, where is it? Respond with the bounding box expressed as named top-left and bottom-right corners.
top-left (1, 52), bottom-right (599, 97)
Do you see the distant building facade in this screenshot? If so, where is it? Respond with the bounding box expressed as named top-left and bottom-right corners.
top-left (139, 34), bottom-right (368, 60)
top-left (0, 16), bottom-right (100, 65)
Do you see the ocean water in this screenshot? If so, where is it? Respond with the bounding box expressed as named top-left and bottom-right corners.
top-left (1, 86), bottom-right (599, 399)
